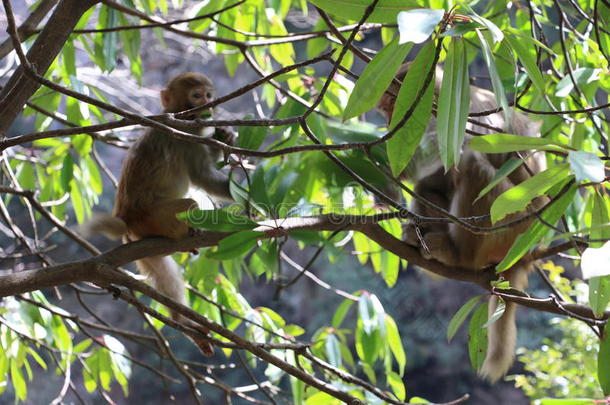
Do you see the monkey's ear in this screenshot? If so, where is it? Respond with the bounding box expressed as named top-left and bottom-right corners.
top-left (160, 89), bottom-right (171, 109)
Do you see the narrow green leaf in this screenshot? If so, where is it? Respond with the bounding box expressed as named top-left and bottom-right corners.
top-left (505, 31), bottom-right (546, 97)
top-left (332, 298), bottom-right (355, 328)
top-left (308, 0), bottom-right (424, 24)
top-left (538, 400), bottom-right (595, 405)
top-left (482, 298), bottom-right (506, 328)
top-left (60, 154), bottom-right (74, 192)
top-left (387, 370), bottom-right (406, 401)
top-left (490, 164), bottom-right (571, 224)
top-left (588, 191), bottom-right (610, 316)
top-left (385, 315), bottom-right (407, 374)
top-left (476, 29), bottom-right (510, 128)
top-left (475, 157), bottom-right (524, 202)
top-left (497, 183), bottom-right (577, 271)
top-left (589, 275), bottom-right (610, 318)
top-left (555, 67), bottom-right (600, 97)
top-left (206, 231), bottom-right (262, 260)
top-left (468, 302), bottom-right (488, 371)
top-left (387, 41), bottom-right (435, 176)
top-left (343, 37), bottom-right (412, 120)
top-left (325, 334), bottom-right (342, 368)
top-left (10, 361), bottom-right (27, 400)
top-left (437, 37), bottom-right (470, 169)
top-left (599, 332), bottom-right (610, 395)
top-left (447, 295), bottom-right (481, 342)
top-left (63, 40), bottom-right (76, 77)
top-left (469, 133), bottom-right (568, 153)
top-left (358, 294), bottom-right (375, 335)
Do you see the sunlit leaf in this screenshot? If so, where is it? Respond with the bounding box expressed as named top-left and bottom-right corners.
top-left (309, 0), bottom-right (424, 23)
top-left (490, 164), bottom-right (571, 224)
top-left (437, 37), bottom-right (470, 169)
top-left (206, 231), bottom-right (262, 260)
top-left (387, 41), bottom-right (435, 176)
top-left (468, 302), bottom-right (488, 371)
top-left (397, 8), bottom-right (444, 44)
top-left (343, 37), bottom-right (412, 120)
top-left (447, 295), bottom-right (481, 342)
top-left (568, 151), bottom-right (606, 183)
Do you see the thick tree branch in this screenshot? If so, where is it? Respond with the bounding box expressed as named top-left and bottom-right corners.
top-left (0, 0), bottom-right (99, 135)
top-left (0, 0), bottom-right (59, 59)
top-left (1, 214), bottom-right (606, 320)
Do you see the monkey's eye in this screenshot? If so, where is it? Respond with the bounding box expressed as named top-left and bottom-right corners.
top-left (192, 91), bottom-right (203, 99)
top-left (206, 92), bottom-right (213, 99)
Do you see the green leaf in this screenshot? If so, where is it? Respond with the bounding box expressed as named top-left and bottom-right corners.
top-left (469, 133), bottom-right (568, 153)
top-left (387, 41), bottom-right (435, 176)
top-left (206, 231), bottom-right (262, 260)
top-left (490, 164), bottom-right (571, 224)
top-left (343, 37), bottom-right (412, 120)
top-left (358, 294), bottom-right (376, 335)
top-left (538, 400), bottom-right (595, 405)
top-left (497, 183), bottom-right (577, 271)
top-left (60, 153), bottom-right (74, 192)
top-left (325, 334), bottom-right (342, 368)
top-left (332, 298), bottom-right (355, 328)
top-left (16, 162), bottom-right (36, 190)
top-left (10, 361), bottom-right (27, 400)
top-left (447, 295), bottom-right (481, 342)
top-left (385, 315), bottom-right (407, 374)
top-left (588, 274), bottom-right (610, 318)
top-left (387, 370), bottom-right (406, 401)
top-left (568, 151), bottom-right (606, 183)
top-left (475, 157), bottom-right (523, 202)
top-left (238, 119), bottom-right (267, 150)
top-left (482, 298), bottom-right (506, 328)
top-left (599, 332), bottom-right (610, 396)
top-left (468, 9), bottom-right (503, 43)
top-left (476, 29), bottom-right (510, 128)
top-left (396, 8), bottom-right (445, 44)
top-left (180, 209), bottom-right (258, 231)
top-left (309, 0), bottom-right (424, 24)
top-left (505, 30), bottom-right (546, 97)
top-left (586, 190), bottom-right (610, 317)
top-left (555, 68), bottom-right (600, 97)
top-left (437, 37), bottom-right (470, 169)
top-left (468, 302), bottom-right (488, 371)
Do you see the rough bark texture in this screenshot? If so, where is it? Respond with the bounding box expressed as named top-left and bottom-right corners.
top-left (0, 0), bottom-right (99, 136)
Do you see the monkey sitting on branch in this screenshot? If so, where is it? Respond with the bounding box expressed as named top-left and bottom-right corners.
top-left (88, 72), bottom-right (234, 356)
top-left (379, 64), bottom-right (546, 381)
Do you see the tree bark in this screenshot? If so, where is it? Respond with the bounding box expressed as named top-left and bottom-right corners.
top-left (0, 0), bottom-right (99, 137)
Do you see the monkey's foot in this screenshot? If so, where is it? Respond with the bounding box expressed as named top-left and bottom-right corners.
top-left (188, 227), bottom-right (205, 237)
top-left (403, 224), bottom-right (423, 248)
top-left (422, 231), bottom-right (458, 265)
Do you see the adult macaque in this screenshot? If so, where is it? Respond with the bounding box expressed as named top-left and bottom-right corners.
top-left (379, 64), bottom-right (546, 381)
top-left (89, 73), bottom-right (234, 356)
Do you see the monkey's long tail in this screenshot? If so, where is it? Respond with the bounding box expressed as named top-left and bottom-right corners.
top-left (479, 265), bottom-right (530, 382)
top-left (137, 256), bottom-right (214, 356)
top-left (81, 213), bottom-right (128, 240)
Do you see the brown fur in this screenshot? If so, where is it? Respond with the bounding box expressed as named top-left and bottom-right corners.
top-left (381, 65), bottom-right (546, 381)
top-left (92, 73), bottom-right (234, 356)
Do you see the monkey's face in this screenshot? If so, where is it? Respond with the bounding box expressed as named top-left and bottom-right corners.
top-left (161, 72), bottom-right (215, 118)
top-left (186, 85), bottom-right (215, 118)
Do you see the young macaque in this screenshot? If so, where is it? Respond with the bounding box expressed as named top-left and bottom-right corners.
top-left (89, 72), bottom-right (234, 356)
top-left (379, 64), bottom-right (546, 381)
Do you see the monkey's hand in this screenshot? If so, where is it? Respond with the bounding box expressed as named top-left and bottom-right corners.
top-left (213, 127), bottom-right (236, 145)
